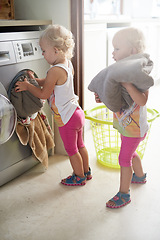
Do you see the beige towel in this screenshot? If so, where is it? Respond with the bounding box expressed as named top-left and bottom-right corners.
top-left (16, 113), bottom-right (55, 168)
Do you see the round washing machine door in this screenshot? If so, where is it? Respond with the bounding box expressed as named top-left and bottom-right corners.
top-left (0, 93), bottom-right (17, 144)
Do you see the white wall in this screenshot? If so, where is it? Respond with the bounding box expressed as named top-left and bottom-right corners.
top-left (14, 0), bottom-right (71, 29)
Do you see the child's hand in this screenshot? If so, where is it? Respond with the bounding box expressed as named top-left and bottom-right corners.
top-left (94, 93), bottom-right (102, 103)
top-left (27, 70), bottom-right (35, 79)
top-left (15, 78), bottom-right (29, 92)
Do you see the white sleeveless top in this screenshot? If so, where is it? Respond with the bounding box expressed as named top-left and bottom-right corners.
top-left (48, 61), bottom-right (80, 127)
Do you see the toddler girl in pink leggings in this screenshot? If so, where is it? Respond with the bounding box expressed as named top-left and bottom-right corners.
top-left (95, 27), bottom-right (150, 208)
top-left (15, 24), bottom-right (92, 186)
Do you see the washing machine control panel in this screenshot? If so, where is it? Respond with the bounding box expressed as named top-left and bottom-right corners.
top-left (13, 39), bottom-right (43, 63)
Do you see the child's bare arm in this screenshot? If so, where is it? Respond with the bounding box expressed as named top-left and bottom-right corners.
top-left (35, 78), bottom-right (46, 86)
top-left (15, 67), bottom-right (59, 99)
top-left (121, 82), bottom-right (148, 106)
top-left (28, 71), bottom-right (45, 86)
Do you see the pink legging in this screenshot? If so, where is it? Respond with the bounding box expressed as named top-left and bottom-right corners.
top-left (119, 134), bottom-right (146, 167)
top-left (58, 107), bottom-right (85, 156)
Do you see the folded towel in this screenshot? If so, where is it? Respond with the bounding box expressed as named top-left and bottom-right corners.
top-left (88, 53), bottom-right (154, 112)
top-left (16, 112), bottom-right (55, 168)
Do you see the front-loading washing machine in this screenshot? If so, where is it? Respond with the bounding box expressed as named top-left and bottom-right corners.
top-left (0, 29), bottom-right (52, 186)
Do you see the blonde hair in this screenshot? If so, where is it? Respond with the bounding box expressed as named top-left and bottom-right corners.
top-left (40, 24), bottom-right (75, 59)
top-left (113, 27), bottom-right (146, 53)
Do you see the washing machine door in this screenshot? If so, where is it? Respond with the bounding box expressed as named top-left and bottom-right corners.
top-left (0, 91), bottom-right (17, 145)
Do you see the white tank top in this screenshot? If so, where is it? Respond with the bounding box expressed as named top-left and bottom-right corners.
top-left (48, 61), bottom-right (80, 126)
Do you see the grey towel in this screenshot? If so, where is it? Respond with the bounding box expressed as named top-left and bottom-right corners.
top-left (10, 76), bottom-right (43, 118)
top-left (88, 53), bottom-right (154, 112)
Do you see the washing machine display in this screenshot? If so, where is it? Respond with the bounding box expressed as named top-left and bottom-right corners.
top-left (12, 39), bottom-right (43, 62)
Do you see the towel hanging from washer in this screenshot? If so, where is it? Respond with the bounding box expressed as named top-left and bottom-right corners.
top-left (16, 110), bottom-right (55, 168)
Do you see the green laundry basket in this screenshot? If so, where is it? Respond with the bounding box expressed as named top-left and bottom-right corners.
top-left (85, 105), bottom-right (159, 169)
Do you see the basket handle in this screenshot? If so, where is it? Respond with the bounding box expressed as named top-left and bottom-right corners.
top-left (148, 109), bottom-right (160, 123)
top-left (84, 110), bottom-right (113, 125)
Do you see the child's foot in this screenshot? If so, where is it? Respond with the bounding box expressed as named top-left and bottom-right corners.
top-left (106, 191), bottom-right (131, 209)
top-left (131, 173), bottom-right (147, 184)
top-left (61, 173), bottom-right (86, 186)
top-left (85, 167), bottom-right (92, 180)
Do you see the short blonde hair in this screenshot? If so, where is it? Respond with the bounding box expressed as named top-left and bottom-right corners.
top-left (113, 27), bottom-right (146, 53)
top-left (40, 24), bottom-right (75, 59)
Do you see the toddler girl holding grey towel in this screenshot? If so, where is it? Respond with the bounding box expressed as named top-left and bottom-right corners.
top-left (95, 27), bottom-right (150, 208)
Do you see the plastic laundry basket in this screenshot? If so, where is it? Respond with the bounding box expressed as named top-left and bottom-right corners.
top-left (85, 105), bottom-right (159, 169)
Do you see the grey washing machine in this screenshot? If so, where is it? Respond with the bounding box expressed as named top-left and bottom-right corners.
top-left (0, 29), bottom-right (52, 186)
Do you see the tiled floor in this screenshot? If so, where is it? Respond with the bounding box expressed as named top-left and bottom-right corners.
top-left (0, 84), bottom-right (160, 240)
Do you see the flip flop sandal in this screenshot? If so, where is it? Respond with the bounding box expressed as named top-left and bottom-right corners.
top-left (85, 167), bottom-right (92, 180)
top-left (61, 173), bottom-right (86, 186)
top-left (131, 173), bottom-right (147, 184)
top-left (106, 191), bottom-right (131, 209)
